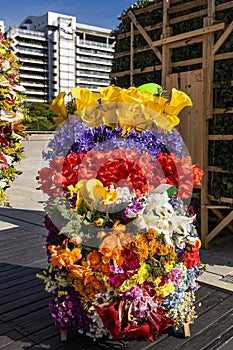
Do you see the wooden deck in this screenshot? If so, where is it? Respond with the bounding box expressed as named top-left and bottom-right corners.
top-left (0, 209), bottom-right (233, 350)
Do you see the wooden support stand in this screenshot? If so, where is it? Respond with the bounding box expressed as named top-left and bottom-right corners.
top-left (61, 330), bottom-right (68, 342)
top-left (184, 323), bottom-right (191, 337)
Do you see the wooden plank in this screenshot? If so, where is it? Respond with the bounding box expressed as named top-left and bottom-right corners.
top-left (110, 64), bottom-right (162, 78)
top-left (213, 21), bottom-right (233, 54)
top-left (206, 210), bottom-right (233, 244)
top-left (147, 294), bottom-right (233, 350)
top-left (121, 1), bottom-right (163, 19)
top-left (216, 0), bottom-right (233, 12)
top-left (168, 0), bottom-right (207, 14)
top-left (215, 52), bottom-right (233, 61)
top-left (127, 10), bottom-right (162, 62)
top-left (201, 6), bottom-right (215, 249)
top-left (179, 310), bottom-right (233, 350)
top-left (210, 208), bottom-right (233, 233)
top-left (130, 21), bottom-right (134, 86)
top-left (117, 22), bottom-right (162, 40)
top-left (169, 9), bottom-right (207, 25)
top-left (208, 195), bottom-right (233, 204)
top-left (208, 134), bottom-right (233, 140)
top-left (171, 57), bottom-right (202, 68)
top-left (168, 36), bottom-right (203, 49)
top-left (208, 166), bottom-right (228, 173)
top-left (213, 108), bottom-right (233, 114)
top-left (162, 0), bottom-right (171, 86)
top-left (152, 23), bottom-right (225, 47)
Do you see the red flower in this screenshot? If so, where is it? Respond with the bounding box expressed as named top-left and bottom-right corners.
top-left (181, 240), bottom-right (200, 268)
top-left (36, 157), bottom-right (65, 197)
top-left (156, 153), bottom-right (204, 198)
top-left (94, 301), bottom-right (173, 342)
top-left (62, 152), bottom-right (86, 188)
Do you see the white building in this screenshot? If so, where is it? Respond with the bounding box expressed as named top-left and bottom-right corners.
top-left (5, 12), bottom-right (115, 103)
top-left (0, 20), bottom-right (5, 32)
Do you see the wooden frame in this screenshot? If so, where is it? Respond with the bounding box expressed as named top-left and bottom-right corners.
top-left (111, 0), bottom-right (233, 248)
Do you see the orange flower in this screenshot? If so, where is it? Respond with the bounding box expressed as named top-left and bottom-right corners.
top-left (68, 264), bottom-right (93, 280)
top-left (86, 250), bottom-right (102, 269)
top-left (157, 244), bottom-right (173, 256)
top-left (131, 234), bottom-right (149, 262)
top-left (146, 228), bottom-right (158, 240)
top-left (48, 245), bottom-right (82, 269)
top-left (99, 230), bottom-right (134, 265)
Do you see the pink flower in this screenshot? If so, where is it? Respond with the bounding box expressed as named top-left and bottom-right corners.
top-left (0, 152), bottom-right (11, 169)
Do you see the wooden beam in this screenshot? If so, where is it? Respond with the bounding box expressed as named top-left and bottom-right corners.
top-left (206, 210), bottom-right (233, 244)
top-left (117, 22), bottom-right (162, 40)
top-left (169, 9), bottom-right (207, 26)
top-left (127, 10), bottom-right (162, 62)
top-left (162, 0), bottom-right (171, 86)
top-left (208, 135), bottom-right (233, 140)
top-left (208, 195), bottom-right (233, 204)
top-left (110, 64), bottom-right (162, 78)
top-left (215, 52), bottom-right (233, 61)
top-left (216, 0), bottom-right (233, 12)
top-left (211, 208), bottom-right (233, 233)
top-left (130, 21), bottom-right (134, 86)
top-left (121, 2), bottom-right (162, 19)
top-left (213, 108), bottom-right (233, 114)
top-left (201, 3), bottom-right (215, 249)
top-left (168, 0), bottom-right (206, 14)
top-left (171, 57), bottom-right (202, 68)
top-left (168, 36), bottom-right (203, 49)
top-left (151, 23), bottom-right (225, 47)
top-left (208, 166), bottom-right (228, 173)
top-left (213, 21), bottom-right (233, 54)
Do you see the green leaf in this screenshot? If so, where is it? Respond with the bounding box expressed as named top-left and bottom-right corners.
top-left (138, 83), bottom-right (162, 95)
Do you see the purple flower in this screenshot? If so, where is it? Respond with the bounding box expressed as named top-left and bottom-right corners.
top-left (168, 268), bottom-right (182, 285)
top-left (122, 250), bottom-right (140, 271)
top-left (123, 200), bottom-right (143, 220)
top-left (49, 288), bottom-right (91, 332)
top-left (107, 274), bottom-right (127, 289)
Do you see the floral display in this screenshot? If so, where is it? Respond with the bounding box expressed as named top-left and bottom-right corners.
top-left (37, 83), bottom-right (205, 343)
top-left (0, 32), bottom-right (28, 206)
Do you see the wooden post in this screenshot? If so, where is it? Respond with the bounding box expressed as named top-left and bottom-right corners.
top-left (201, 1), bottom-right (215, 249)
top-left (162, 0), bottom-right (171, 87)
top-left (184, 323), bottom-right (191, 337)
top-left (130, 21), bottom-right (134, 86)
top-left (61, 330), bottom-right (67, 341)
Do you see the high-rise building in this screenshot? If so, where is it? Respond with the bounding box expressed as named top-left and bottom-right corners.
top-left (5, 12), bottom-right (115, 103)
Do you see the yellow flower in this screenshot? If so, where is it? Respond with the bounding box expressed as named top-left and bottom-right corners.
top-left (132, 262), bottom-right (149, 284)
top-left (119, 278), bottom-right (137, 292)
top-left (68, 179), bottom-right (118, 209)
top-left (163, 262), bottom-right (174, 273)
top-left (71, 87), bottom-right (100, 111)
top-left (98, 86), bottom-right (122, 104)
top-left (50, 91), bottom-right (67, 123)
top-left (155, 283), bottom-right (175, 298)
top-left (165, 88), bottom-right (192, 116)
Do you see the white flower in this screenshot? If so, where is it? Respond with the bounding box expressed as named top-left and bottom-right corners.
top-left (1, 60), bottom-right (10, 71)
top-left (0, 179), bottom-right (7, 189)
top-left (14, 84), bottom-right (26, 92)
top-left (0, 109), bottom-right (24, 122)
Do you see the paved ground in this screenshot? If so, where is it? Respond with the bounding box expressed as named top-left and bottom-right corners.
top-left (0, 135), bottom-right (233, 349)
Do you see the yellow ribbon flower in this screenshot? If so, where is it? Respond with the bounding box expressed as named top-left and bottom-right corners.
top-left (68, 179), bottom-right (118, 209)
top-left (50, 91), bottom-right (67, 123)
top-left (71, 87), bottom-right (100, 111)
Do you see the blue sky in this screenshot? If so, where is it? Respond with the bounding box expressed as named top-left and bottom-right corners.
top-left (1, 0), bottom-right (135, 31)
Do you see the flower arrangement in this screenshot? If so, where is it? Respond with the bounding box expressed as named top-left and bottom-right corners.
top-left (37, 83), bottom-right (205, 343)
top-left (0, 32), bottom-right (28, 206)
